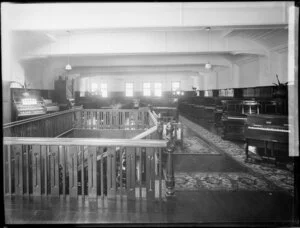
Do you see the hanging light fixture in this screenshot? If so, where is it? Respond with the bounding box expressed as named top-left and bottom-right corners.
top-left (65, 30), bottom-right (72, 71)
top-left (205, 27), bottom-right (212, 70)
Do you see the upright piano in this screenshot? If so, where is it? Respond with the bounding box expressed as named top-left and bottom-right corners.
top-left (221, 100), bottom-right (260, 141)
top-left (244, 114), bottom-right (290, 165)
top-left (221, 111), bottom-right (248, 140)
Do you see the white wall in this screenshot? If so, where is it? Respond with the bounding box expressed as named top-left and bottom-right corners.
top-left (207, 51), bottom-right (289, 90)
top-left (217, 68), bottom-right (231, 89)
top-left (239, 60), bottom-right (260, 87)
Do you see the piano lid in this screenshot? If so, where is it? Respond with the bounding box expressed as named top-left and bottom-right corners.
top-left (246, 114), bottom-right (288, 126)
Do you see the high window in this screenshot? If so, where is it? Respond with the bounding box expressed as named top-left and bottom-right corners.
top-left (143, 82), bottom-right (151, 96)
top-left (172, 81), bottom-right (180, 95)
top-left (125, 83), bottom-right (133, 97)
top-left (100, 83), bottom-right (107, 97)
top-left (91, 83), bottom-right (98, 95)
top-left (154, 82), bottom-right (162, 97)
top-left (10, 82), bottom-right (23, 88)
top-left (172, 82), bottom-right (180, 95)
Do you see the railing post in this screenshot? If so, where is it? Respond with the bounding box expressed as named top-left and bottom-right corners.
top-left (157, 114), bottom-right (163, 140)
top-left (165, 121), bottom-right (175, 198)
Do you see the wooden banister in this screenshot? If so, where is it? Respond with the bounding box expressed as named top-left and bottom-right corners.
top-left (132, 126), bottom-right (157, 140)
top-left (3, 137), bottom-right (167, 148)
top-left (148, 110), bottom-right (158, 126)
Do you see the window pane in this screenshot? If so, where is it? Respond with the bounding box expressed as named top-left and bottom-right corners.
top-left (10, 82), bottom-right (23, 88)
top-left (91, 83), bottom-right (98, 91)
top-left (126, 83), bottom-right (133, 97)
top-left (91, 83), bottom-right (98, 95)
top-left (102, 91), bottom-right (108, 97)
top-left (172, 82), bottom-right (180, 91)
top-left (100, 83), bottom-right (107, 97)
top-left (154, 83), bottom-right (162, 97)
top-left (143, 83), bottom-right (151, 96)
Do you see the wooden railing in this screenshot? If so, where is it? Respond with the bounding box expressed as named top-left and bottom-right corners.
top-left (3, 107), bottom-right (177, 200)
top-left (76, 108), bottom-right (150, 130)
top-left (3, 107), bottom-right (153, 138)
top-left (3, 137), bottom-right (168, 200)
top-left (148, 110), bottom-right (158, 126)
top-left (3, 107), bottom-right (82, 137)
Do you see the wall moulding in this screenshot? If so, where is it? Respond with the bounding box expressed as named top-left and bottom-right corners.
top-left (271, 44), bottom-right (288, 54)
top-left (233, 55), bottom-right (259, 66)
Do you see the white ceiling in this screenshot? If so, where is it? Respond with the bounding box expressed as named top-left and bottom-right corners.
top-left (5, 2), bottom-right (290, 74)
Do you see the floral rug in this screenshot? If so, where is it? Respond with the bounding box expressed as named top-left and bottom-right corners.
top-left (175, 172), bottom-right (279, 192)
top-left (179, 116), bottom-right (295, 196)
top-left (176, 136), bottom-right (221, 155)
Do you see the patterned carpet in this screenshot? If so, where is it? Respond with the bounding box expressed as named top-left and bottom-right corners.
top-left (175, 172), bottom-right (279, 192)
top-left (176, 136), bottom-right (221, 155)
top-left (175, 125), bottom-right (221, 155)
top-left (179, 115), bottom-right (295, 196)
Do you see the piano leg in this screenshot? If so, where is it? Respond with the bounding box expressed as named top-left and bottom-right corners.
top-left (271, 142), bottom-right (277, 166)
top-left (264, 141), bottom-right (268, 159)
top-left (245, 140), bottom-right (249, 162)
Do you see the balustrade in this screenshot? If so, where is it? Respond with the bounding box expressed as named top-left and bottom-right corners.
top-left (3, 107), bottom-right (153, 138)
top-left (77, 109), bottom-right (150, 130)
top-left (3, 137), bottom-right (167, 200)
top-left (3, 107), bottom-right (178, 200)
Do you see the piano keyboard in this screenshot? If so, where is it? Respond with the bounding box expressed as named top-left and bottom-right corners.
top-left (248, 126), bottom-right (290, 133)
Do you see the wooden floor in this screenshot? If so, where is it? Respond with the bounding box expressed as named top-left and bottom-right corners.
top-left (4, 120), bottom-right (297, 226)
top-left (4, 191), bottom-right (295, 225)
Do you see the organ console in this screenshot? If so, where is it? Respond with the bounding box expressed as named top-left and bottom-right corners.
top-left (13, 91), bottom-right (46, 120)
top-left (244, 114), bottom-right (290, 165)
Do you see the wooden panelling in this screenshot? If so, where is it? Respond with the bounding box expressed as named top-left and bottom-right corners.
top-left (3, 108), bottom-right (82, 138)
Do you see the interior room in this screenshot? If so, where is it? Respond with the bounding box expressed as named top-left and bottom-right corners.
top-left (2, 2), bottom-right (299, 226)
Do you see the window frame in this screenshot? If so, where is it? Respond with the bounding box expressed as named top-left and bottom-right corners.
top-left (91, 82), bottom-right (98, 95)
top-left (100, 83), bottom-right (108, 98)
top-left (154, 82), bottom-right (162, 97)
top-left (171, 81), bottom-right (180, 92)
top-left (125, 82), bottom-right (134, 97)
top-left (143, 82), bottom-right (151, 96)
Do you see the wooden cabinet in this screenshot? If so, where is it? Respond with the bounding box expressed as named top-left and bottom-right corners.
top-left (54, 78), bottom-right (74, 104)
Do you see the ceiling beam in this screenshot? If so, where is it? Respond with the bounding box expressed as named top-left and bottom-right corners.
top-left (3, 2), bottom-right (290, 31)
